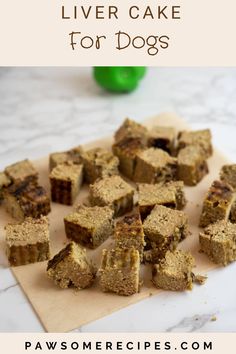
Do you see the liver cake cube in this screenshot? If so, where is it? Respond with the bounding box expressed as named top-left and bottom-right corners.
top-left (50, 162), bottom-right (83, 205)
top-left (137, 183), bottom-right (177, 219)
top-left (47, 242), bottom-right (96, 289)
top-left (177, 145), bottom-right (209, 186)
top-left (90, 175), bottom-right (135, 217)
top-left (114, 118), bottom-right (148, 144)
top-left (6, 216), bottom-right (50, 266)
top-left (133, 148), bottom-right (177, 184)
top-left (199, 180), bottom-right (235, 228)
top-left (143, 205), bottom-right (189, 263)
top-left (49, 145), bottom-right (83, 171)
top-left (49, 151), bottom-right (69, 171)
top-left (152, 250), bottom-right (195, 291)
top-left (64, 205), bottom-right (114, 249)
top-left (220, 164), bottom-right (236, 191)
top-left (112, 137), bottom-right (146, 180)
top-left (5, 159), bottom-right (38, 186)
top-left (199, 220), bottom-right (236, 266)
top-left (4, 182), bottom-right (51, 221)
top-left (114, 213), bottom-right (145, 261)
top-left (177, 129), bottom-right (213, 158)
top-left (148, 126), bottom-right (176, 154)
top-left (99, 248), bottom-right (140, 296)
top-left (138, 181), bottom-right (186, 220)
top-left (81, 147), bottom-right (119, 183)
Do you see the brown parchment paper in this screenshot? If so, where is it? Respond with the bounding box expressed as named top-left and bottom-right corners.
top-left (0, 113), bottom-right (229, 332)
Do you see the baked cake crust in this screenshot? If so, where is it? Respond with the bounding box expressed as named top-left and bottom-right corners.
top-left (6, 216), bottom-right (50, 266)
top-left (99, 248), bottom-right (140, 296)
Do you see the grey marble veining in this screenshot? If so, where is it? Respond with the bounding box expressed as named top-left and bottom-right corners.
top-left (166, 314), bottom-right (217, 333)
top-left (0, 67), bottom-right (236, 332)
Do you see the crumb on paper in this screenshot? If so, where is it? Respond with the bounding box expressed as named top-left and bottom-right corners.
top-left (192, 273), bottom-right (208, 285)
top-left (211, 316), bottom-right (217, 322)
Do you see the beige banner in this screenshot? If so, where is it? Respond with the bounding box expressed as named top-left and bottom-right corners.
top-left (0, 333), bottom-right (235, 353)
top-left (0, 0), bottom-right (235, 66)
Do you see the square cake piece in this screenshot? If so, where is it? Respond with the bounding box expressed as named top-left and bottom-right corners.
top-left (114, 118), bottom-right (148, 144)
top-left (114, 213), bottom-right (145, 261)
top-left (147, 126), bottom-right (176, 154)
top-left (177, 129), bottom-right (213, 158)
top-left (138, 181), bottom-right (186, 219)
top-left (49, 151), bottom-right (69, 171)
top-left (137, 183), bottom-right (177, 219)
top-left (4, 182), bottom-right (51, 221)
top-left (143, 205), bottom-right (189, 263)
top-left (64, 205), bottom-right (114, 248)
top-left (81, 147), bottom-right (119, 183)
top-left (177, 145), bottom-right (209, 186)
top-left (47, 242), bottom-right (96, 289)
top-left (90, 175), bottom-right (135, 217)
top-left (220, 164), bottom-right (236, 191)
top-left (99, 248), bottom-right (140, 296)
top-left (49, 145), bottom-right (83, 171)
top-left (5, 159), bottom-right (38, 186)
top-left (133, 148), bottom-right (177, 184)
top-left (112, 137), bottom-right (146, 180)
top-left (199, 220), bottom-right (236, 266)
top-left (199, 180), bottom-right (235, 228)
top-left (0, 172), bottom-right (10, 202)
top-left (152, 250), bottom-right (195, 291)
top-left (6, 216), bottom-right (50, 266)
top-left (50, 162), bottom-right (83, 205)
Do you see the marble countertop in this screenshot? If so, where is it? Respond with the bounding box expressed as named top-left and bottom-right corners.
top-left (0, 67), bottom-right (236, 332)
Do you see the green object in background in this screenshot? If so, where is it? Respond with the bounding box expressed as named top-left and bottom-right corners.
top-left (94, 67), bottom-right (147, 93)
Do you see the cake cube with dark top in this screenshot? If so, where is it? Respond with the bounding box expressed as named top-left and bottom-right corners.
top-left (64, 205), bottom-right (114, 249)
top-left (5, 159), bottom-right (38, 186)
top-left (143, 205), bottom-right (189, 263)
top-left (50, 162), bottom-right (83, 205)
top-left (152, 250), bottom-right (195, 291)
top-left (133, 148), bottom-right (177, 184)
top-left (199, 180), bottom-right (235, 228)
top-left (99, 248), bottom-right (140, 296)
top-left (199, 220), bottom-right (236, 266)
top-left (6, 216), bottom-right (50, 266)
top-left (220, 164), bottom-right (236, 191)
top-left (81, 147), bottom-right (119, 183)
top-left (4, 182), bottom-right (51, 221)
top-left (49, 145), bottom-right (83, 171)
top-left (90, 175), bottom-right (135, 217)
top-left (177, 145), bottom-right (209, 186)
top-left (114, 213), bottom-right (145, 260)
top-left (112, 137), bottom-right (146, 180)
top-left (177, 129), bottom-right (213, 158)
top-left (148, 126), bottom-right (176, 154)
top-left (47, 242), bottom-right (96, 289)
top-left (114, 118), bottom-right (148, 144)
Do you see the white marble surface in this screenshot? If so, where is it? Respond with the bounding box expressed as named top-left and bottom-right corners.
top-left (0, 67), bottom-right (236, 333)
